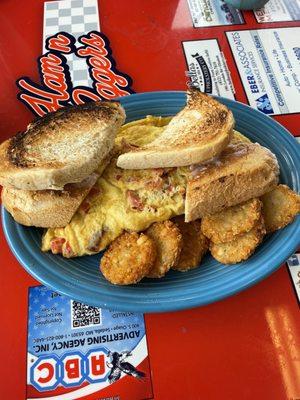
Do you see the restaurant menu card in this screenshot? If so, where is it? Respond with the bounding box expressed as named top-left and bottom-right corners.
top-left (187, 0), bottom-right (244, 27)
top-left (226, 27), bottom-right (300, 115)
top-left (26, 286), bottom-right (152, 400)
top-left (182, 39), bottom-right (235, 99)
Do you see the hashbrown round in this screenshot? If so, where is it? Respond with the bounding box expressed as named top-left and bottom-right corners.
top-left (145, 220), bottom-right (183, 278)
top-left (201, 198), bottom-right (262, 244)
top-left (172, 216), bottom-right (209, 272)
top-left (261, 184), bottom-right (300, 233)
top-left (100, 232), bottom-right (156, 285)
top-left (210, 217), bottom-right (266, 264)
top-left (231, 130), bottom-right (252, 144)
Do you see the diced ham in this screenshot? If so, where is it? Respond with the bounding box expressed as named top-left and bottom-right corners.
top-left (121, 138), bottom-right (140, 151)
top-left (153, 168), bottom-right (165, 176)
top-left (126, 190), bottom-right (144, 211)
top-left (145, 168), bottom-right (173, 190)
top-left (50, 237), bottom-right (66, 254)
top-left (88, 186), bottom-right (101, 197)
top-left (79, 200), bottom-right (90, 215)
top-left (63, 241), bottom-right (74, 258)
top-left (166, 184), bottom-right (175, 192)
top-left (145, 178), bottom-right (164, 190)
top-left (87, 230), bottom-right (103, 252)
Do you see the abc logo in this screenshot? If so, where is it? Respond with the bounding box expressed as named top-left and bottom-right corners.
top-left (30, 348), bottom-right (109, 391)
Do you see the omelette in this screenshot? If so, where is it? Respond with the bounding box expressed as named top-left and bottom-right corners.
top-left (42, 116), bottom-right (250, 258)
top-left (42, 116), bottom-right (188, 257)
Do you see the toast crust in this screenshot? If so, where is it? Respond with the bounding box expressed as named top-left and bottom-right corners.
top-left (0, 101), bottom-right (125, 190)
top-left (185, 142), bottom-right (279, 221)
top-left (117, 89), bottom-right (234, 169)
top-left (1, 173), bottom-right (99, 228)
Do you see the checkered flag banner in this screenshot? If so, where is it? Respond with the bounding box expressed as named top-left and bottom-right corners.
top-left (43, 0), bottom-right (100, 87)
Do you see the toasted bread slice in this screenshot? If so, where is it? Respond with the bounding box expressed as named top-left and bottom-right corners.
top-left (185, 142), bottom-right (279, 221)
top-left (117, 89), bottom-right (234, 169)
top-left (2, 173), bottom-right (99, 228)
top-left (0, 101), bottom-right (125, 190)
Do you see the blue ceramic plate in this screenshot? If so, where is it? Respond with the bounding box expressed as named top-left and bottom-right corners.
top-left (2, 91), bottom-right (300, 312)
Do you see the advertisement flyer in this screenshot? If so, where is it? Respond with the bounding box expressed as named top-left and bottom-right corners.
top-left (187, 0), bottom-right (244, 27)
top-left (182, 39), bottom-right (235, 99)
top-left (287, 254), bottom-right (300, 303)
top-left (226, 28), bottom-right (300, 115)
top-left (254, 0), bottom-right (300, 23)
top-left (26, 286), bottom-right (152, 400)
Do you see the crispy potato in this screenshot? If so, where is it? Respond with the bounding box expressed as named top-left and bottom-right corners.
top-left (100, 232), bottom-right (156, 285)
top-left (201, 198), bottom-right (262, 244)
top-left (145, 220), bottom-right (183, 278)
top-left (231, 130), bottom-right (252, 144)
top-left (261, 185), bottom-right (300, 233)
top-left (210, 217), bottom-right (266, 264)
top-left (172, 217), bottom-right (209, 272)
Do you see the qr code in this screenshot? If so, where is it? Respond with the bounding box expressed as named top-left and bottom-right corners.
top-left (71, 300), bottom-right (102, 329)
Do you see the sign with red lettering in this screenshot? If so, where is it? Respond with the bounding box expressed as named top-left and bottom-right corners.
top-left (27, 286), bottom-right (152, 400)
top-left (17, 31), bottom-right (134, 117)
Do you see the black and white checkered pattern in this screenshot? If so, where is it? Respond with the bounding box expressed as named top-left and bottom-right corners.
top-left (43, 0), bottom-right (100, 87)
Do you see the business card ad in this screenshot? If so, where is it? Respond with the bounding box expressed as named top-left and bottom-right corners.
top-left (182, 39), bottom-right (235, 99)
top-left (287, 253), bottom-right (300, 303)
top-left (254, 0), bottom-right (300, 23)
top-left (227, 28), bottom-right (300, 115)
top-left (26, 286), bottom-right (152, 400)
top-left (187, 0), bottom-right (244, 27)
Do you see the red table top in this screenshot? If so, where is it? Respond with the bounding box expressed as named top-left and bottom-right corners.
top-left (0, 1), bottom-right (299, 399)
